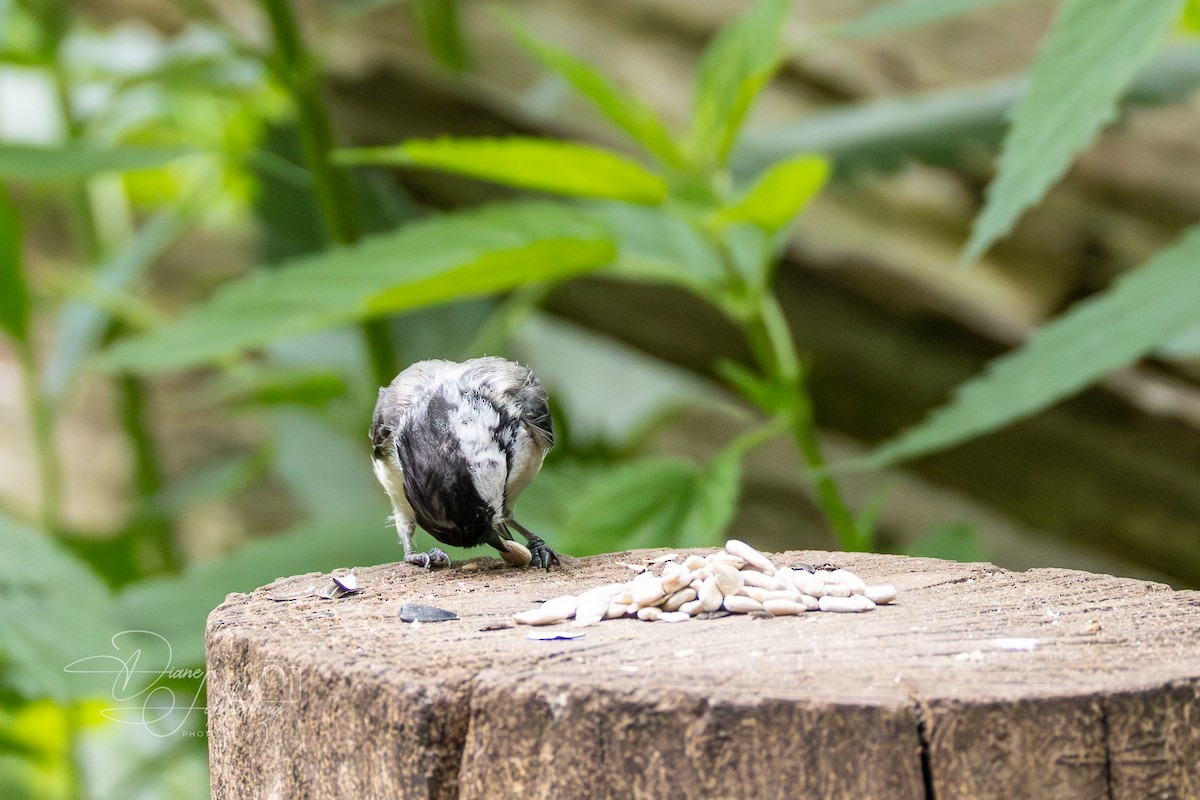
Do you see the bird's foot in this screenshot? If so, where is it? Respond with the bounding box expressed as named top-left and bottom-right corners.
top-left (405, 548), bottom-right (451, 570)
top-left (526, 536), bottom-right (560, 571)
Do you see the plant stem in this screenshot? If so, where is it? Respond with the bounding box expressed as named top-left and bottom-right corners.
top-left (114, 369), bottom-right (178, 571)
top-left (745, 295), bottom-right (866, 550)
top-left (16, 340), bottom-right (62, 535)
top-left (703, 227), bottom-right (865, 550)
top-left (260, 0), bottom-right (397, 386)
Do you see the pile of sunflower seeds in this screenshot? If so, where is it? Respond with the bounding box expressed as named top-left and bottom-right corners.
top-left (514, 540), bottom-right (897, 627)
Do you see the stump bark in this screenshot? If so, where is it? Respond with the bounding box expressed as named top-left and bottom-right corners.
top-left (206, 550), bottom-right (1200, 799)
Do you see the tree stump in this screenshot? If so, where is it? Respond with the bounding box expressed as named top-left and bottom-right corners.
top-left (205, 550), bottom-right (1200, 799)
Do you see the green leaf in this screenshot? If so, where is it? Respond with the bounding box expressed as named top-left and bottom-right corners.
top-left (962, 0), bottom-right (1186, 264)
top-left (734, 44), bottom-right (1200, 180)
top-left (715, 359), bottom-right (785, 414)
top-left (587, 201), bottom-right (725, 293)
top-left (549, 453), bottom-right (742, 555)
top-left (96, 202), bottom-right (615, 373)
top-left (1158, 321), bottom-right (1200, 359)
top-left (206, 367), bottom-right (347, 409)
top-left (690, 0), bottom-right (792, 168)
top-left (337, 137), bottom-right (668, 204)
top-left (858, 225), bottom-right (1200, 468)
top-left (904, 522), bottom-right (987, 562)
top-left (714, 153), bottom-right (829, 232)
top-left (505, 20), bottom-right (684, 168)
top-left (1182, 0), bottom-right (1200, 33)
top-left (0, 189), bottom-right (30, 342)
top-left (43, 205), bottom-right (190, 401)
top-left (114, 516), bottom-right (402, 666)
top-left (676, 447), bottom-right (744, 548)
top-left (0, 514), bottom-right (115, 701)
top-left (0, 143), bottom-right (189, 181)
top-left (834, 0), bottom-right (1030, 39)
top-left (414, 0), bottom-right (469, 71)
top-left (268, 410), bottom-right (387, 523)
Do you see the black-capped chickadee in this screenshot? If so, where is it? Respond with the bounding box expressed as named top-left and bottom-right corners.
top-left (369, 357), bottom-right (559, 570)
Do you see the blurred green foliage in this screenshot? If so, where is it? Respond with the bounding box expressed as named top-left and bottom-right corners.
top-left (2, 0), bottom-right (1200, 797)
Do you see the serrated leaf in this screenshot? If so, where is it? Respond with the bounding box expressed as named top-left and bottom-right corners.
top-left (834, 0), bottom-right (1029, 39)
top-left (96, 202), bottom-right (615, 373)
top-left (338, 137), bottom-right (667, 204)
top-left (588, 201), bottom-right (725, 293)
top-left (734, 44), bottom-right (1200, 180)
top-left (690, 0), bottom-right (792, 168)
top-left (506, 20), bottom-right (684, 168)
top-left (0, 514), bottom-right (115, 701)
top-left (714, 153), bottom-right (829, 232)
top-left (0, 143), bottom-right (189, 181)
top-left (859, 225), bottom-right (1200, 468)
top-left (552, 454), bottom-right (742, 555)
top-left (962, 0), bottom-right (1186, 264)
top-left (0, 189), bottom-right (29, 342)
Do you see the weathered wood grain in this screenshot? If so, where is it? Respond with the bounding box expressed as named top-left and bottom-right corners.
top-left (207, 551), bottom-right (1200, 799)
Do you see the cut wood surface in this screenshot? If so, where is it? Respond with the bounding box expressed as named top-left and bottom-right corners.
top-left (206, 550), bottom-right (1200, 799)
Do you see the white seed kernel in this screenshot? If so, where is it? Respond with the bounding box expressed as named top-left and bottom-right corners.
top-left (818, 595), bottom-right (876, 613)
top-left (699, 576), bottom-right (724, 612)
top-left (865, 584), bottom-right (897, 604)
top-left (740, 570), bottom-right (784, 591)
top-left (724, 539), bottom-right (776, 574)
top-left (679, 599), bottom-right (704, 616)
top-left (831, 569), bottom-right (867, 594)
top-left (711, 563), bottom-right (744, 596)
top-left (663, 587), bottom-right (698, 612)
top-left (763, 598), bottom-right (806, 616)
top-left (723, 595), bottom-right (763, 614)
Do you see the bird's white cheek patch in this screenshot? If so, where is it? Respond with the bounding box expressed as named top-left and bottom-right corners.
top-left (372, 458), bottom-right (412, 515)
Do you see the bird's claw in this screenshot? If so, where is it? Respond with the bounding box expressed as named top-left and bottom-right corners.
top-left (406, 548), bottom-right (451, 570)
top-left (527, 537), bottom-right (560, 571)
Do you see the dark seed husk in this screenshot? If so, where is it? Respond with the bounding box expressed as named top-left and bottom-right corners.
top-left (398, 603), bottom-right (458, 623)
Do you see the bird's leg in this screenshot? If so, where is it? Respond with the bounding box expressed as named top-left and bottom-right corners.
top-left (394, 511), bottom-right (450, 570)
top-left (505, 516), bottom-right (559, 570)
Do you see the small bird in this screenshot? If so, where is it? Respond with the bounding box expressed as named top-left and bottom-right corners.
top-left (369, 357), bottom-right (559, 570)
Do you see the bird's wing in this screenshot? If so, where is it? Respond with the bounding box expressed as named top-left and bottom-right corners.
top-left (466, 357), bottom-right (554, 452)
top-left (514, 368), bottom-right (554, 452)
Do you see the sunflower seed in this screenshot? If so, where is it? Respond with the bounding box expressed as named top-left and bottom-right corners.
top-left (723, 595), bottom-right (764, 614)
top-left (711, 563), bottom-right (744, 596)
top-left (763, 598), bottom-right (806, 616)
top-left (663, 587), bottom-right (697, 612)
top-left (513, 595), bottom-right (577, 626)
top-left (724, 539), bottom-right (776, 574)
top-left (831, 568), bottom-right (866, 594)
top-left (500, 539), bottom-right (533, 567)
top-left (699, 575), bottom-right (724, 612)
top-left (817, 595), bottom-right (876, 613)
top-left (865, 584), bottom-right (897, 605)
